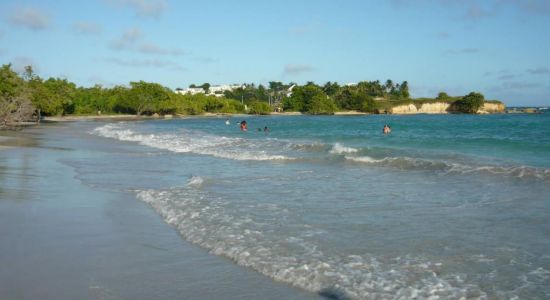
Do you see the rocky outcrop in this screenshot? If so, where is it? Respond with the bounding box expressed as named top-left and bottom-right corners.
top-left (389, 102), bottom-right (505, 114)
top-left (390, 102), bottom-right (451, 114)
top-left (478, 102), bottom-right (505, 114)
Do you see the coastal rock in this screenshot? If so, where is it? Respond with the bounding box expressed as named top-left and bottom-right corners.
top-left (390, 102), bottom-right (452, 114)
top-left (478, 102), bottom-right (505, 114)
top-left (390, 102), bottom-right (505, 114)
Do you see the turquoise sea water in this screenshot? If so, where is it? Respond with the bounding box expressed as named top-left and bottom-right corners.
top-left (89, 114), bottom-right (550, 299)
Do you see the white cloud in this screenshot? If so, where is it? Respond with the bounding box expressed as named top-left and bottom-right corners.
top-left (193, 57), bottom-right (218, 64)
top-left (499, 81), bottom-right (543, 90)
top-left (73, 21), bottom-right (102, 35)
top-left (109, 27), bottom-right (142, 50)
top-left (137, 43), bottom-right (185, 56)
top-left (109, 28), bottom-right (185, 57)
top-left (10, 7), bottom-right (50, 30)
top-left (527, 66), bottom-right (550, 75)
top-left (284, 64), bottom-right (315, 75)
top-left (436, 31), bottom-right (450, 39)
top-left (104, 57), bottom-right (184, 71)
top-left (106, 0), bottom-right (167, 18)
top-left (445, 48), bottom-right (481, 54)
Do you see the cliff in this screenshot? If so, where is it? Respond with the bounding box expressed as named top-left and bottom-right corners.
top-left (389, 101), bottom-right (505, 114)
top-left (478, 102), bottom-right (505, 114)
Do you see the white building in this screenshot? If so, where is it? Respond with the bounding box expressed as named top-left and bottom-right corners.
top-left (176, 84), bottom-right (245, 97)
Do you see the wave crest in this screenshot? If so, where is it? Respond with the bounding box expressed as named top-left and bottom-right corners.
top-left (329, 143), bottom-right (359, 154)
top-left (345, 156), bottom-right (550, 181)
top-left (91, 123), bottom-right (293, 161)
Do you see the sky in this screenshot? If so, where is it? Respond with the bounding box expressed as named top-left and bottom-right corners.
top-left (1, 0), bottom-right (549, 106)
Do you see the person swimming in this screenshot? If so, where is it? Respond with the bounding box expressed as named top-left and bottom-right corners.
top-left (383, 124), bottom-right (391, 134)
top-left (240, 120), bottom-right (248, 131)
top-left (225, 118), bottom-right (230, 125)
top-left (264, 126), bottom-right (269, 133)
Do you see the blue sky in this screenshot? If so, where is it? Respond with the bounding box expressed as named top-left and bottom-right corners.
top-left (1, 0), bottom-right (549, 106)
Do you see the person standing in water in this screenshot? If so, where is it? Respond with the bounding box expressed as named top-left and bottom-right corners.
top-left (240, 120), bottom-right (248, 131)
top-left (383, 124), bottom-right (391, 134)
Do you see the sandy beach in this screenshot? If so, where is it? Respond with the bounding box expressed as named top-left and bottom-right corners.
top-left (0, 122), bottom-right (321, 300)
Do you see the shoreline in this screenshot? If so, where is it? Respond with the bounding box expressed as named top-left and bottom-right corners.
top-left (19, 106), bottom-right (522, 125)
top-left (0, 123), bottom-right (321, 300)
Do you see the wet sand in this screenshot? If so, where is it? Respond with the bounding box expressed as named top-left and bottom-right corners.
top-left (0, 123), bottom-right (322, 300)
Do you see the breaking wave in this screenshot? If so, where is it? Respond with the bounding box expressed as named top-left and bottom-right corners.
top-left (91, 123), bottom-right (293, 161)
top-left (137, 186), bottom-right (482, 299)
top-left (329, 143), bottom-right (359, 154)
top-left (345, 155), bottom-right (550, 181)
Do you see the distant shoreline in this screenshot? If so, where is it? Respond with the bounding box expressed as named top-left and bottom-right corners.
top-left (3, 106), bottom-right (537, 129)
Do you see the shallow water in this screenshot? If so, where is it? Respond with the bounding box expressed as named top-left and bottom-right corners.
top-left (0, 124), bottom-right (321, 300)
top-left (87, 114), bottom-right (550, 299)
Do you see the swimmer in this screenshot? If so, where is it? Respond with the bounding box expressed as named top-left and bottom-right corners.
top-left (383, 124), bottom-right (391, 134)
top-left (240, 120), bottom-right (248, 131)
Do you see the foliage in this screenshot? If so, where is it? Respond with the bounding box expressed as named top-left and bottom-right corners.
top-left (285, 85), bottom-right (336, 114)
top-left (454, 92), bottom-right (485, 113)
top-left (248, 101), bottom-right (272, 115)
top-left (115, 81), bottom-right (170, 115)
top-left (0, 64), bottom-right (36, 126)
top-left (436, 92), bottom-right (449, 100)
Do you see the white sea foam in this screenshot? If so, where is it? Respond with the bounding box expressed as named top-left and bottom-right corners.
top-left (91, 123), bottom-right (293, 161)
top-left (329, 143), bottom-right (359, 154)
top-left (137, 186), bottom-right (482, 300)
top-left (187, 176), bottom-right (204, 187)
top-left (345, 155), bottom-right (550, 181)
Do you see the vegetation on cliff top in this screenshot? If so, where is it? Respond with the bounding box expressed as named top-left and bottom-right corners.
top-left (1, 63), bottom-right (503, 127)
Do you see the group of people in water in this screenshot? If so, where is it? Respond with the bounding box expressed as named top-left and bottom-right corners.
top-left (229, 119), bottom-right (269, 133)
top-left (230, 118), bottom-right (391, 135)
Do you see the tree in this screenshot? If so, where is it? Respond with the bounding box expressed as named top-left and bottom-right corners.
top-left (286, 85), bottom-right (335, 114)
top-left (268, 81), bottom-right (284, 92)
top-left (41, 78), bottom-right (77, 115)
top-left (201, 83), bottom-right (210, 93)
top-left (436, 92), bottom-right (449, 100)
top-left (0, 64), bottom-right (36, 126)
top-left (248, 101), bottom-right (271, 115)
top-left (116, 81), bottom-right (170, 115)
top-left (323, 81), bottom-right (341, 97)
top-left (385, 79), bottom-right (394, 94)
top-left (308, 93), bottom-right (337, 114)
top-left (455, 92), bottom-right (485, 113)
top-left (399, 81), bottom-right (409, 98)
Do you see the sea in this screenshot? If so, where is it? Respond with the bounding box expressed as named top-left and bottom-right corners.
top-left (86, 113), bottom-right (550, 299)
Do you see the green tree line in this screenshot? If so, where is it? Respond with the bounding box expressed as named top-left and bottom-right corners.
top-left (1, 64), bottom-right (247, 126)
top-left (1, 62), bottom-right (494, 127)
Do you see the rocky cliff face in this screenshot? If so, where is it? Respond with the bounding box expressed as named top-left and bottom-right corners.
top-left (478, 102), bottom-right (505, 114)
top-left (389, 102), bottom-right (505, 114)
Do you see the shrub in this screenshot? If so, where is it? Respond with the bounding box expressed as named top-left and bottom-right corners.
top-left (248, 101), bottom-right (271, 115)
top-left (454, 92), bottom-right (485, 113)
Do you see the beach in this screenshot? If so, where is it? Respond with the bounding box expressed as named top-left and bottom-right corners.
top-left (1, 114), bottom-right (549, 299)
top-left (0, 122), bottom-right (321, 300)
